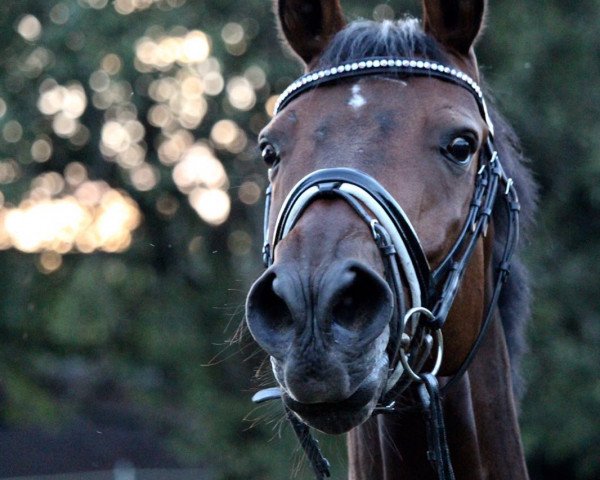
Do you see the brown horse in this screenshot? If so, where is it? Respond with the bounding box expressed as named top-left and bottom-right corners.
top-left (246, 1), bottom-right (537, 479)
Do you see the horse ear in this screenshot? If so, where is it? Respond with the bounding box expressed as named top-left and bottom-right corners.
top-left (275, 0), bottom-right (346, 66)
top-left (422, 0), bottom-right (486, 56)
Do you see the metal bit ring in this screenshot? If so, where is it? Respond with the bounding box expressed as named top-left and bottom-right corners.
top-left (399, 307), bottom-right (444, 382)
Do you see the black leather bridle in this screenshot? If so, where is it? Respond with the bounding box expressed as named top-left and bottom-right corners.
top-left (251, 57), bottom-right (521, 480)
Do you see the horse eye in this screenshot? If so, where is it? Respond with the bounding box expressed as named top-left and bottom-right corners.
top-left (261, 143), bottom-right (279, 167)
top-left (443, 136), bottom-right (475, 165)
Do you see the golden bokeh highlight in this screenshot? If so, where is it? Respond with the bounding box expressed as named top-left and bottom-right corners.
top-left (31, 137), bottom-right (54, 163)
top-left (0, 182), bottom-right (141, 254)
top-left (38, 81), bottom-right (87, 118)
top-left (244, 66), bottom-right (267, 90)
top-left (172, 143), bottom-right (228, 192)
top-left (226, 76), bottom-right (256, 111)
top-left (135, 30), bottom-right (210, 71)
top-left (131, 26), bottom-right (233, 226)
top-left (188, 188), bottom-right (230, 226)
top-left (203, 71), bottom-right (224, 96)
top-left (17, 14), bottom-right (42, 42)
top-left (130, 163), bottom-right (159, 191)
top-left (146, 68), bottom-right (210, 130)
top-left (37, 80), bottom-right (88, 142)
top-left (113, 0), bottom-right (186, 15)
top-left (64, 162), bottom-right (88, 186)
top-left (221, 23), bottom-right (244, 45)
top-left (1, 6), bottom-right (267, 260)
top-left (102, 53), bottom-right (123, 75)
top-left (238, 181), bottom-right (262, 205)
top-left (0, 160), bottom-right (21, 184)
top-left (38, 251), bottom-right (63, 274)
top-left (210, 120), bottom-right (247, 153)
top-left (265, 95), bottom-right (279, 117)
top-left (157, 129), bottom-right (194, 165)
top-left (166, 142), bottom-right (232, 225)
top-left (79, 0), bottom-right (109, 9)
top-left (221, 22), bottom-right (247, 56)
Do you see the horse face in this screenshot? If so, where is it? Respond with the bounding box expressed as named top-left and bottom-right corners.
top-left (246, 0), bottom-right (489, 434)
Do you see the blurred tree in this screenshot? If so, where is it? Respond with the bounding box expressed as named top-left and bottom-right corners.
top-left (0, 1), bottom-right (597, 479)
top-left (479, 2), bottom-right (600, 478)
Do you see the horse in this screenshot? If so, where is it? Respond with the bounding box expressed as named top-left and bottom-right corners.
top-left (245, 1), bottom-right (537, 479)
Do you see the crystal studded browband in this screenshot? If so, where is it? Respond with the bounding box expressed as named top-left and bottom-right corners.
top-left (274, 57), bottom-right (494, 136)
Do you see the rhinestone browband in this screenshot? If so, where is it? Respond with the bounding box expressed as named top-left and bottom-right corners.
top-left (274, 57), bottom-right (494, 135)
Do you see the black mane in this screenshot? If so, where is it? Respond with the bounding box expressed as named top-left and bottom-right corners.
top-left (318, 19), bottom-right (538, 399)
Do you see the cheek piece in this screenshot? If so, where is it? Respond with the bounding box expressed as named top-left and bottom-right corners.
top-left (251, 57), bottom-right (521, 480)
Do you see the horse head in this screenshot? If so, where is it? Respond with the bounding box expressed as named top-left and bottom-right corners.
top-left (246, 0), bottom-right (507, 436)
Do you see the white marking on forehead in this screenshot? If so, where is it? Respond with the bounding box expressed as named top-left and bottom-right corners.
top-left (348, 84), bottom-right (367, 109)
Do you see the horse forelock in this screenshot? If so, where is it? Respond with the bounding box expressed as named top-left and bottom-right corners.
top-left (316, 17), bottom-right (449, 68)
top-left (315, 17), bottom-right (538, 401)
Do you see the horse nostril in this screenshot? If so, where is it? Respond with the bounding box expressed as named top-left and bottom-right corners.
top-left (328, 263), bottom-right (393, 346)
top-left (245, 270), bottom-right (294, 358)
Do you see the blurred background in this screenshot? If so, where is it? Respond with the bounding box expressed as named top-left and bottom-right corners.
top-left (0, 0), bottom-right (598, 479)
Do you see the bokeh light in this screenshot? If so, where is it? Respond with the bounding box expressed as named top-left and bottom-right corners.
top-left (17, 14), bottom-right (42, 42)
top-left (38, 251), bottom-right (63, 274)
top-left (2, 120), bottom-right (23, 143)
top-left (37, 80), bottom-right (88, 141)
top-left (265, 95), bottom-right (278, 117)
top-left (221, 22), bottom-right (247, 56)
top-left (155, 193), bottom-right (179, 218)
top-left (135, 30), bottom-right (210, 71)
top-left (238, 181), bottom-right (262, 205)
top-left (226, 76), bottom-right (256, 111)
top-left (2, 3), bottom-right (255, 257)
top-left (210, 120), bottom-right (247, 154)
top-left (112, 0), bottom-right (186, 15)
top-left (188, 187), bottom-right (230, 226)
top-left (172, 143), bottom-right (228, 193)
top-left (227, 229), bottom-right (252, 256)
top-left (50, 3), bottom-right (70, 25)
top-left (0, 182), bottom-right (141, 254)
top-left (79, 0), bottom-right (109, 10)
top-left (0, 160), bottom-right (21, 184)
top-left (373, 4), bottom-right (395, 21)
top-left (64, 162), bottom-right (88, 186)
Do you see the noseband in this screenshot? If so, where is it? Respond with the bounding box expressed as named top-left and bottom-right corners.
top-left (252, 57), bottom-right (521, 480)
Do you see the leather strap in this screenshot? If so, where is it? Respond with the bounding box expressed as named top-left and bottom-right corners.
top-left (286, 407), bottom-right (331, 479)
top-left (418, 374), bottom-right (456, 480)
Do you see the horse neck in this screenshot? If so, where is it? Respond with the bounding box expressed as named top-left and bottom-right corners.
top-left (347, 314), bottom-right (530, 480)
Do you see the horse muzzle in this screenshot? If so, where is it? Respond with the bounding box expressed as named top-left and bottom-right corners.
top-left (246, 258), bottom-right (393, 408)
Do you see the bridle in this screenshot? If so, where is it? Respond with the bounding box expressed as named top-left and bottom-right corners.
top-left (251, 57), bottom-right (521, 480)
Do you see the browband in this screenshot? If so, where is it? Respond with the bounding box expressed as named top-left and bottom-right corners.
top-left (273, 56), bottom-right (494, 136)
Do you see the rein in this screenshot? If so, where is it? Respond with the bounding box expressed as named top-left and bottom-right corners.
top-left (252, 56), bottom-right (520, 480)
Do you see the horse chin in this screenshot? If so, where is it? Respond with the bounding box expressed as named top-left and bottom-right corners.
top-left (283, 392), bottom-right (375, 434)
top-left (281, 360), bottom-right (388, 435)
